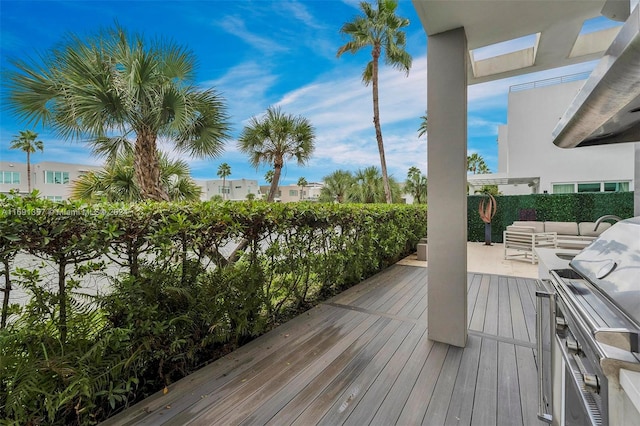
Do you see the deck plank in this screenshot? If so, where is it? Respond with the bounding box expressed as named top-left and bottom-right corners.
top-left (471, 338), bottom-right (498, 426)
top-left (368, 326), bottom-right (434, 426)
top-left (469, 274), bottom-right (490, 332)
top-left (169, 310), bottom-right (372, 425)
top-left (498, 276), bottom-right (513, 339)
top-left (395, 342), bottom-right (450, 425)
top-left (444, 334), bottom-right (482, 426)
top-left (341, 323), bottom-right (427, 425)
top-left (509, 276), bottom-right (531, 343)
top-left (316, 321), bottom-right (416, 425)
top-left (289, 318), bottom-right (403, 425)
top-left (497, 342), bottom-right (524, 426)
top-left (483, 275), bottom-right (500, 335)
top-left (422, 344), bottom-right (464, 425)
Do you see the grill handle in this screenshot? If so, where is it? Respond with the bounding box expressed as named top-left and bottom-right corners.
top-left (536, 280), bottom-right (555, 423)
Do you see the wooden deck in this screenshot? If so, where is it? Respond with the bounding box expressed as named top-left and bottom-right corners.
top-left (103, 265), bottom-right (545, 426)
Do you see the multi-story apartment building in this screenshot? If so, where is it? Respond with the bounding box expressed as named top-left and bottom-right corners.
top-left (259, 182), bottom-right (323, 202)
top-left (196, 178), bottom-right (262, 201)
top-left (468, 74), bottom-right (635, 195)
top-left (0, 161), bottom-right (102, 201)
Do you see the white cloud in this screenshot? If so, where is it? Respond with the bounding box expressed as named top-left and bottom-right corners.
top-left (201, 61), bottom-right (280, 125)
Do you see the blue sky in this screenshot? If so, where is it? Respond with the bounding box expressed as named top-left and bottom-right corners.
top-left (0, 0), bottom-right (616, 185)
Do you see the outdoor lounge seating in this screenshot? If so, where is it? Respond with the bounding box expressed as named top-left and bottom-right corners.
top-left (503, 220), bottom-right (612, 263)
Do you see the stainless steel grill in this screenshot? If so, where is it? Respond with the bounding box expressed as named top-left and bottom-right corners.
top-left (537, 217), bottom-right (640, 426)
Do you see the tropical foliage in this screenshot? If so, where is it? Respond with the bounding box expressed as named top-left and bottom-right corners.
top-left (418, 113), bottom-right (428, 138)
top-left (337, 0), bottom-right (412, 204)
top-left (319, 170), bottom-right (354, 203)
top-left (0, 196), bottom-right (426, 424)
top-left (297, 177), bottom-right (308, 200)
top-left (348, 166), bottom-right (402, 203)
top-left (70, 153), bottom-right (202, 202)
top-left (217, 162), bottom-right (232, 200)
top-left (405, 166), bottom-right (427, 204)
top-left (238, 107), bottom-right (315, 202)
top-left (9, 130), bottom-right (43, 192)
top-left (5, 24), bottom-right (230, 201)
top-left (467, 153), bottom-right (490, 174)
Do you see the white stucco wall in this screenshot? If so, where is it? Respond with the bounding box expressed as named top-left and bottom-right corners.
top-left (502, 80), bottom-right (635, 194)
top-left (1, 161), bottom-right (102, 200)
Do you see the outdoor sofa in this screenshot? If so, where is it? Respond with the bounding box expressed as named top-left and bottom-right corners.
top-left (503, 220), bottom-right (612, 264)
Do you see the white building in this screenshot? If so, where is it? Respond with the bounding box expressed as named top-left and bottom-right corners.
top-left (196, 178), bottom-right (262, 201)
top-left (0, 161), bottom-right (101, 201)
top-left (468, 75), bottom-right (636, 195)
top-left (258, 182), bottom-right (323, 202)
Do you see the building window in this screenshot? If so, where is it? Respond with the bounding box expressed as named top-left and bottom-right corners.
top-left (45, 195), bottom-right (63, 202)
top-left (552, 183), bottom-right (574, 194)
top-left (218, 186), bottom-right (230, 194)
top-left (45, 171), bottom-right (70, 184)
top-left (0, 171), bottom-right (20, 184)
top-left (553, 181), bottom-right (630, 194)
top-left (604, 181), bottom-right (630, 192)
top-left (289, 190), bottom-right (298, 196)
top-left (577, 183), bottom-right (601, 193)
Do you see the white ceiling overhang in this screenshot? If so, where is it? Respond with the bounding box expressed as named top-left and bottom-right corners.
top-left (412, 0), bottom-right (624, 85)
top-left (467, 173), bottom-right (539, 186)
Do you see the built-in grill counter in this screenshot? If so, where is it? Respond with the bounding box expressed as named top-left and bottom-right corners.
top-left (536, 217), bottom-right (640, 425)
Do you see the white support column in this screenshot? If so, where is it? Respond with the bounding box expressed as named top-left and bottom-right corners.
top-left (635, 142), bottom-right (639, 216)
top-left (427, 27), bottom-right (468, 348)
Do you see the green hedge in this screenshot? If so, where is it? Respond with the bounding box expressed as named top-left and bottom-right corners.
top-left (468, 192), bottom-right (634, 243)
top-left (0, 195), bottom-right (426, 425)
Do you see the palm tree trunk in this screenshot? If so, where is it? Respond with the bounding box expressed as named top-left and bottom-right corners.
top-left (267, 161), bottom-right (283, 202)
top-left (222, 176), bottom-right (227, 200)
top-left (371, 46), bottom-right (392, 204)
top-left (1, 259), bottom-right (11, 329)
top-left (134, 129), bottom-right (169, 201)
top-left (26, 151), bottom-right (31, 193)
top-left (58, 259), bottom-right (67, 343)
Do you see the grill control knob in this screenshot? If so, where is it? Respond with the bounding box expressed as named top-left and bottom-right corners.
top-left (583, 374), bottom-right (600, 394)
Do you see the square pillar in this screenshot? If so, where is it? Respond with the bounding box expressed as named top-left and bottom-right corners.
top-left (427, 27), bottom-right (468, 347)
top-left (635, 143), bottom-right (639, 216)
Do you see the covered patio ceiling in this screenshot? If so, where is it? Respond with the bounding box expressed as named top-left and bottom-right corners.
top-left (412, 0), bottom-right (624, 84)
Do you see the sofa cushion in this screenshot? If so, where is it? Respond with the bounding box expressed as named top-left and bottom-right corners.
top-left (544, 221), bottom-right (579, 236)
top-left (579, 221), bottom-right (611, 237)
top-left (511, 221), bottom-right (544, 233)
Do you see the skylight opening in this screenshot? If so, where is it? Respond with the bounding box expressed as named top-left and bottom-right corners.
top-left (470, 33), bottom-right (538, 62)
top-left (579, 16), bottom-right (623, 35)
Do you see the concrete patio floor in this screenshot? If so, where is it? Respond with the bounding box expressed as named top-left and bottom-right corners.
top-left (397, 242), bottom-right (539, 279)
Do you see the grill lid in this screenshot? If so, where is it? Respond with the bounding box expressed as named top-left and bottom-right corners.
top-left (570, 216), bottom-right (640, 326)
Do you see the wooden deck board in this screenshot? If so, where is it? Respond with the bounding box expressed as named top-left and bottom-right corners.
top-left (105, 266), bottom-right (544, 426)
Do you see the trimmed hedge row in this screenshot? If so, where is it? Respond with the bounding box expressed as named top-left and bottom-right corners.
top-left (0, 195), bottom-right (427, 425)
top-left (467, 192), bottom-right (634, 243)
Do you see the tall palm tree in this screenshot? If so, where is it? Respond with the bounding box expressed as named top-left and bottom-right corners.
top-left (467, 153), bottom-right (490, 174)
top-left (297, 177), bottom-right (308, 201)
top-left (6, 25), bottom-right (230, 201)
top-left (70, 152), bottom-right (202, 202)
top-left (238, 106), bottom-right (315, 202)
top-left (319, 170), bottom-right (354, 203)
top-left (418, 113), bottom-right (428, 138)
top-left (337, 0), bottom-right (412, 204)
top-left (217, 162), bottom-right (231, 200)
top-left (9, 130), bottom-right (43, 192)
top-left (405, 166), bottom-right (427, 204)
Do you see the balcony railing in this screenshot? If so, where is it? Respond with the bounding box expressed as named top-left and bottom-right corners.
top-left (509, 71), bottom-right (590, 92)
